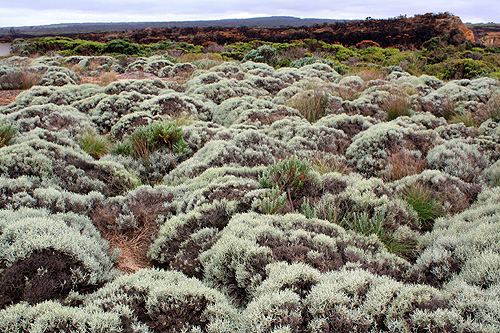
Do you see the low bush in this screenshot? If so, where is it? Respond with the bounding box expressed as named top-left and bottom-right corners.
top-left (86, 269), bottom-right (238, 332)
top-left (113, 121), bottom-right (191, 163)
top-left (259, 155), bottom-right (316, 208)
top-left (0, 208), bottom-right (116, 308)
top-left (487, 91), bottom-right (500, 122)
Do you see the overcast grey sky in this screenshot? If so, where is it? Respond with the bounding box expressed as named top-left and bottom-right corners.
top-left (1, 0), bottom-right (498, 27)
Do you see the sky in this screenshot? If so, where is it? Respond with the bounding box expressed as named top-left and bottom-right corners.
top-left (1, 0), bottom-right (498, 27)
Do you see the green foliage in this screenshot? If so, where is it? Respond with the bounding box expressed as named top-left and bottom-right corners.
top-left (0, 121), bottom-right (17, 148)
top-left (243, 45), bottom-right (279, 67)
top-left (103, 39), bottom-right (140, 55)
top-left (112, 121), bottom-right (191, 163)
top-left (255, 188), bottom-right (287, 214)
top-left (442, 58), bottom-right (491, 80)
top-left (259, 155), bottom-right (315, 193)
top-left (402, 183), bottom-right (445, 231)
top-left (78, 129), bottom-right (111, 159)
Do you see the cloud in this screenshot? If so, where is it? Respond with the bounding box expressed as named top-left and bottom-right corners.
top-left (1, 0), bottom-right (498, 27)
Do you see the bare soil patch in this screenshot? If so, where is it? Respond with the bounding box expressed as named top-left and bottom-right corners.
top-left (0, 89), bottom-right (22, 106)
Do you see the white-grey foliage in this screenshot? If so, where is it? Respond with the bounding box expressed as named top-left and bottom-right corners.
top-left (410, 187), bottom-right (500, 331)
top-left (2, 51), bottom-right (499, 331)
top-left (0, 208), bottom-right (116, 284)
top-left (213, 96), bottom-right (299, 127)
top-left (426, 138), bottom-right (494, 183)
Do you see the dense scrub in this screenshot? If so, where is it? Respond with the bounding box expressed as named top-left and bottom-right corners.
top-left (0, 48), bottom-right (499, 331)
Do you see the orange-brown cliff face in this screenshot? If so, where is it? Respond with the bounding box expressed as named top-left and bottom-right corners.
top-left (469, 24), bottom-right (500, 47)
top-left (483, 33), bottom-right (500, 47)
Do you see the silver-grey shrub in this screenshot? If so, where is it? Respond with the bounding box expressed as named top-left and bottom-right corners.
top-left (148, 199), bottom-right (239, 278)
top-left (90, 91), bottom-right (147, 133)
top-left (213, 96), bottom-right (299, 128)
top-left (186, 78), bottom-right (269, 104)
top-left (265, 116), bottom-right (349, 155)
top-left (200, 212), bottom-right (410, 306)
top-left (0, 208), bottom-right (116, 284)
top-left (0, 301), bottom-right (122, 333)
top-left (103, 78), bottom-right (169, 95)
top-left (6, 104), bottom-right (93, 135)
top-left (410, 187), bottom-right (500, 331)
top-left (426, 138), bottom-right (493, 184)
top-left (85, 268), bottom-right (238, 332)
top-left (346, 119), bottom-right (441, 178)
top-left (0, 174), bottom-right (105, 214)
top-left (304, 268), bottom-right (465, 332)
top-left (164, 129), bottom-right (286, 183)
top-left (139, 91), bottom-right (215, 121)
top-left (0, 137), bottom-right (138, 196)
top-left (39, 66), bottom-right (81, 86)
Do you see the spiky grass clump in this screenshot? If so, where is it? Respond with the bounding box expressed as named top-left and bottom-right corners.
top-left (0, 121), bottom-right (17, 148)
top-left (287, 88), bottom-right (328, 123)
top-left (450, 111), bottom-right (477, 128)
top-left (0, 69), bottom-right (41, 90)
top-left (441, 96), bottom-right (457, 121)
top-left (260, 155), bottom-right (315, 193)
top-left (78, 129), bottom-right (112, 159)
top-left (383, 91), bottom-right (412, 121)
top-left (381, 150), bottom-right (427, 182)
top-left (486, 91), bottom-right (500, 122)
top-left (255, 188), bottom-right (287, 214)
top-left (403, 183), bottom-right (445, 231)
top-left (99, 71), bottom-right (118, 86)
top-left (310, 154), bottom-right (351, 175)
top-left (113, 121), bottom-right (191, 162)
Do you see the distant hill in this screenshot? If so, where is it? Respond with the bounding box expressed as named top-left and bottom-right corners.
top-left (0, 16), bottom-right (352, 38)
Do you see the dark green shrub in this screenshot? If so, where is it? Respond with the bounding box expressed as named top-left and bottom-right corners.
top-left (276, 57), bottom-right (292, 68)
top-left (260, 155), bottom-right (315, 194)
top-left (443, 59), bottom-right (490, 80)
top-left (103, 39), bottom-right (140, 55)
top-left (0, 121), bottom-right (17, 148)
top-left (243, 45), bottom-right (278, 67)
top-left (113, 121), bottom-right (191, 163)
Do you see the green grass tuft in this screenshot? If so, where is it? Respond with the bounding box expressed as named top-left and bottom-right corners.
top-left (78, 129), bottom-right (112, 159)
top-left (403, 183), bottom-right (445, 231)
top-left (0, 121), bottom-right (18, 148)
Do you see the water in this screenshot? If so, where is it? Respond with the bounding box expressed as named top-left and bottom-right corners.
top-left (0, 44), bottom-right (11, 56)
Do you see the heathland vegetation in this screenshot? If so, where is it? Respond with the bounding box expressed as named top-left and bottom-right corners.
top-left (0, 13), bottom-right (499, 332)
